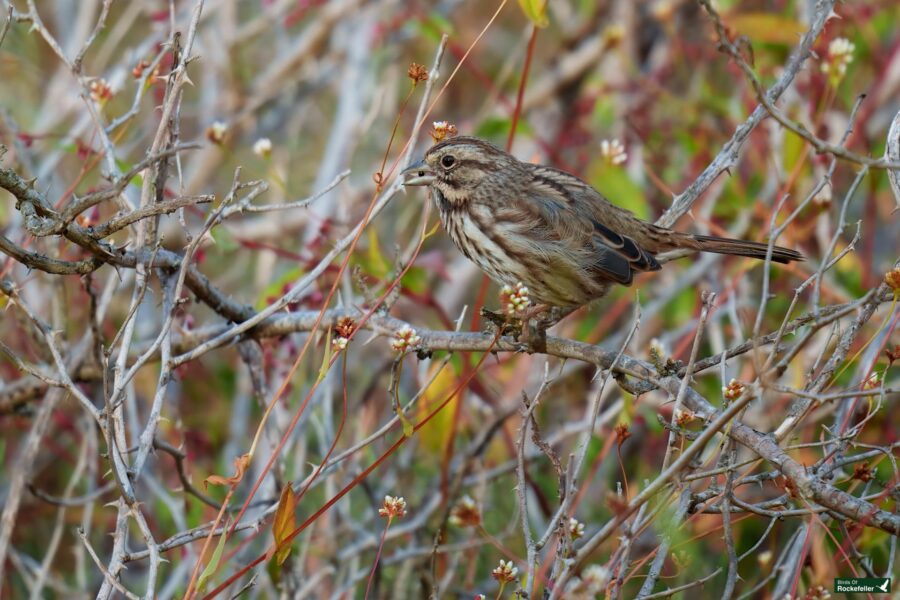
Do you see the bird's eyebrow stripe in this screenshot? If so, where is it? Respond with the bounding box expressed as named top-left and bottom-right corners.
top-left (456, 158), bottom-right (498, 171)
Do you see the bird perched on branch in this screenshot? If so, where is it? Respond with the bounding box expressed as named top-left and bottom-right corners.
top-left (402, 136), bottom-right (803, 325)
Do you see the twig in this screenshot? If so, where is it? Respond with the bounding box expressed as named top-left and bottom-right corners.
top-left (658, 0), bottom-right (837, 227)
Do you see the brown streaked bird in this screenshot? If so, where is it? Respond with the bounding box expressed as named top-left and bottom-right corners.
top-left (402, 136), bottom-right (803, 309)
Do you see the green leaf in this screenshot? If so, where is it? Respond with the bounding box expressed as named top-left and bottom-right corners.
top-left (316, 329), bottom-right (333, 384)
top-left (197, 525), bottom-right (229, 592)
top-left (210, 226), bottom-right (238, 253)
top-left (255, 266), bottom-right (305, 310)
top-left (400, 266), bottom-right (429, 295)
top-left (474, 117), bottom-right (532, 142)
top-left (782, 126), bottom-right (806, 175)
top-left (589, 162), bottom-right (649, 220)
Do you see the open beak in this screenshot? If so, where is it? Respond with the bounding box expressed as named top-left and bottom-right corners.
top-left (400, 160), bottom-right (435, 186)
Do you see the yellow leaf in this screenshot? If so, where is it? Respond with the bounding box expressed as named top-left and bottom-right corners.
top-left (271, 483), bottom-right (297, 565)
top-left (317, 328), bottom-right (333, 384)
top-left (728, 13), bottom-right (805, 45)
top-left (416, 366), bottom-right (458, 454)
top-left (517, 0), bottom-right (549, 28)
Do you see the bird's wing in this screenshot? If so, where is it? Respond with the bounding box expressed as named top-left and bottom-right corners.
top-left (521, 165), bottom-right (661, 285)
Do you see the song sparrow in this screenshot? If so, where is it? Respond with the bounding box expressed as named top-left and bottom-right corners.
top-left (402, 136), bottom-right (803, 309)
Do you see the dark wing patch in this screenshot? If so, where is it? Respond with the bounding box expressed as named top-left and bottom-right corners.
top-left (590, 220), bottom-right (661, 286)
top-left (592, 243), bottom-right (635, 285)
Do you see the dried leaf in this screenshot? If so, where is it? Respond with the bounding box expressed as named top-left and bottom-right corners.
top-left (271, 483), bottom-right (297, 565)
top-left (204, 453), bottom-right (250, 489)
top-left (727, 13), bottom-right (804, 45)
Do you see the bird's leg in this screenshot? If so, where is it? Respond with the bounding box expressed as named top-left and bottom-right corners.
top-left (519, 305), bottom-right (577, 353)
top-left (480, 305), bottom-right (576, 353)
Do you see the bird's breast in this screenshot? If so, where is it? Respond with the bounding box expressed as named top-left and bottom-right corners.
top-left (439, 204), bottom-right (527, 286)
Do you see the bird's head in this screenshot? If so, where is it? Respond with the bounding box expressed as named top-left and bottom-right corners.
top-left (402, 136), bottom-right (516, 201)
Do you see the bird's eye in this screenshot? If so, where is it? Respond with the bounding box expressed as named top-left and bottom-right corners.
top-left (441, 155), bottom-right (456, 168)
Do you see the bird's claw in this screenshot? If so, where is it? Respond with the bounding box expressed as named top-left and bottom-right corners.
top-left (480, 306), bottom-right (562, 353)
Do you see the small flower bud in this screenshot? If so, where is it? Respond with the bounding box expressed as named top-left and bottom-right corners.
top-left (253, 137), bottom-right (272, 158)
top-left (206, 121), bottom-right (228, 145)
top-left (132, 60), bottom-right (150, 79)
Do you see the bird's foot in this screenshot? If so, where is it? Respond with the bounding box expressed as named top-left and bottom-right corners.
top-left (518, 318), bottom-right (548, 353)
top-left (481, 305), bottom-right (576, 354)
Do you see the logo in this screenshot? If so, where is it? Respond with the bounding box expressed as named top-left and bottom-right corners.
top-left (834, 577), bottom-right (891, 594)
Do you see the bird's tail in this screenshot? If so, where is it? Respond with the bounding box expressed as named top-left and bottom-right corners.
top-left (690, 234), bottom-right (804, 264)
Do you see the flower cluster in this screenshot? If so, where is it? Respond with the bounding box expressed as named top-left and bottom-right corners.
top-left (886, 345), bottom-right (900, 366)
top-left (132, 59), bottom-right (150, 79)
top-left (674, 408), bottom-right (697, 427)
top-left (500, 282), bottom-right (531, 315)
top-left (429, 121), bottom-right (458, 143)
top-left (332, 316), bottom-right (356, 352)
top-left (449, 495), bottom-right (481, 527)
top-left (722, 379), bottom-right (745, 402)
top-left (861, 372), bottom-right (880, 391)
top-left (821, 37), bottom-right (855, 85)
top-left (564, 564), bottom-right (609, 598)
top-left (89, 78), bottom-right (114, 105)
top-left (803, 584), bottom-right (833, 600)
top-left (852, 462), bottom-right (874, 482)
top-left (378, 495), bottom-right (407, 519)
top-left (206, 121), bottom-right (228, 145)
top-left (491, 559), bottom-right (518, 584)
top-left (600, 138), bottom-right (627, 166)
top-left (568, 517), bottom-right (585, 540)
top-left (407, 62), bottom-right (429, 84)
top-left (614, 422), bottom-right (631, 445)
top-left (390, 325), bottom-right (422, 353)
top-left (885, 267), bottom-right (900, 293)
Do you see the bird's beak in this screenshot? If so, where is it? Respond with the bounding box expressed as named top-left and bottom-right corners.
top-left (400, 160), bottom-right (435, 186)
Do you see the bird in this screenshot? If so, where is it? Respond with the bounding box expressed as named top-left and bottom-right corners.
top-left (401, 135), bottom-right (803, 311)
